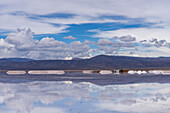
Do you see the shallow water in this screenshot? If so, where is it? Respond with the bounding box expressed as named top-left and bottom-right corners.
top-left (0, 80), bottom-right (170, 113)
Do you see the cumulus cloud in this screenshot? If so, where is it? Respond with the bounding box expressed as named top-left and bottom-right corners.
top-left (139, 38), bottom-right (170, 48)
top-left (129, 51), bottom-right (135, 54)
top-left (0, 28), bottom-right (91, 59)
top-left (149, 38), bottom-right (167, 48)
top-left (83, 40), bottom-right (95, 44)
top-left (64, 36), bottom-right (76, 39)
top-left (99, 46), bottom-right (119, 54)
top-left (38, 37), bottom-right (66, 48)
top-left (96, 37), bottom-right (136, 55)
top-left (5, 28), bottom-right (36, 51)
top-left (119, 35), bottom-right (136, 42)
top-left (90, 28), bottom-right (170, 57)
top-left (0, 28), bottom-right (137, 59)
top-left (112, 42), bottom-right (135, 48)
top-left (91, 27), bottom-right (170, 42)
top-left (140, 40), bottom-right (147, 43)
top-left (95, 34), bottom-right (136, 42)
top-left (97, 39), bottom-right (113, 45)
top-left (0, 28), bottom-right (170, 59)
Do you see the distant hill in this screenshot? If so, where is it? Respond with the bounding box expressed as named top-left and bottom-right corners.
top-left (0, 55), bottom-right (170, 70)
top-left (0, 58), bottom-right (33, 62)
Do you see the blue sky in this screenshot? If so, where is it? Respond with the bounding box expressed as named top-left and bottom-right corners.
top-left (0, 0), bottom-right (170, 59)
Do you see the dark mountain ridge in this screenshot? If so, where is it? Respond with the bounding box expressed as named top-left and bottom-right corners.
top-left (0, 55), bottom-right (170, 70)
top-left (0, 58), bottom-right (33, 62)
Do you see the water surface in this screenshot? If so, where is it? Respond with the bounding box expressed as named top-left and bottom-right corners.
top-left (0, 81), bottom-right (170, 113)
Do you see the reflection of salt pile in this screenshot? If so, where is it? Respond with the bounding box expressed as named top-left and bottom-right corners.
top-left (28, 70), bottom-right (65, 75)
top-left (7, 71), bottom-right (26, 75)
top-left (63, 81), bottom-right (73, 84)
top-left (149, 70), bottom-right (163, 74)
top-left (99, 70), bottom-right (112, 74)
top-left (82, 70), bottom-right (93, 74)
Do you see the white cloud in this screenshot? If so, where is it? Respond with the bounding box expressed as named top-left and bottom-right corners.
top-left (38, 37), bottom-right (66, 47)
top-left (0, 0), bottom-right (170, 34)
top-left (0, 28), bottom-right (170, 58)
top-left (96, 37), bottom-right (137, 55)
top-left (99, 46), bottom-right (118, 54)
top-left (64, 36), bottom-right (76, 39)
top-left (83, 40), bottom-right (95, 44)
top-left (30, 107), bottom-right (66, 113)
top-left (43, 15), bottom-right (122, 25)
top-left (97, 39), bottom-right (113, 45)
top-left (5, 28), bottom-right (35, 48)
top-left (0, 0), bottom-right (170, 20)
top-left (0, 14), bottom-right (69, 34)
top-left (119, 35), bottom-right (136, 42)
top-left (0, 28), bottom-right (91, 59)
top-left (91, 27), bottom-right (170, 42)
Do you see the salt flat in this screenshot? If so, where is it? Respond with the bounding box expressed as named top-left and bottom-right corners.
top-left (1, 72), bottom-right (170, 85)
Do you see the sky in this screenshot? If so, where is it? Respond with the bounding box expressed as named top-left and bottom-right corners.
top-left (0, 0), bottom-right (170, 59)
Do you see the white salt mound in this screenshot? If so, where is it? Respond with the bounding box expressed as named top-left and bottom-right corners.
top-left (162, 70), bottom-right (170, 75)
top-left (149, 70), bottom-right (163, 74)
top-left (141, 71), bottom-right (147, 74)
top-left (82, 70), bottom-right (93, 74)
top-left (128, 70), bottom-right (147, 74)
top-left (99, 70), bottom-right (112, 74)
top-left (137, 70), bottom-right (148, 74)
top-left (7, 71), bottom-right (26, 75)
top-left (114, 70), bottom-right (120, 74)
top-left (128, 70), bottom-right (137, 74)
top-left (137, 70), bottom-right (142, 74)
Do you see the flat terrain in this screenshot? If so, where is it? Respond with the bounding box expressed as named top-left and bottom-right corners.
top-left (0, 72), bottom-right (170, 86)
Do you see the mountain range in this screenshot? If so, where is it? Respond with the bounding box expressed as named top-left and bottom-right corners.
top-left (0, 55), bottom-right (170, 70)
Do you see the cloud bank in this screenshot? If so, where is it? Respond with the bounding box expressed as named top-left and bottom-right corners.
top-left (0, 28), bottom-right (170, 59)
top-left (0, 28), bottom-right (91, 59)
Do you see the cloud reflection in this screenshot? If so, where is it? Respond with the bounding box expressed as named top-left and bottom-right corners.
top-left (0, 81), bottom-right (169, 113)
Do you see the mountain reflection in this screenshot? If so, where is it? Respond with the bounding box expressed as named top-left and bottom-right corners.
top-left (0, 81), bottom-right (169, 113)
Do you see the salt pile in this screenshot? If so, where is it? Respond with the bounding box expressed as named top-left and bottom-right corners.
top-left (7, 71), bottom-right (26, 75)
top-left (162, 70), bottom-right (170, 75)
top-left (82, 70), bottom-right (93, 74)
top-left (128, 70), bottom-right (147, 74)
top-left (28, 70), bottom-right (65, 75)
top-left (99, 70), bottom-right (112, 74)
top-left (128, 70), bottom-right (137, 74)
top-left (149, 70), bottom-right (163, 74)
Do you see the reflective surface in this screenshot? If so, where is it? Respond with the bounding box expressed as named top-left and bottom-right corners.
top-left (0, 81), bottom-right (170, 113)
